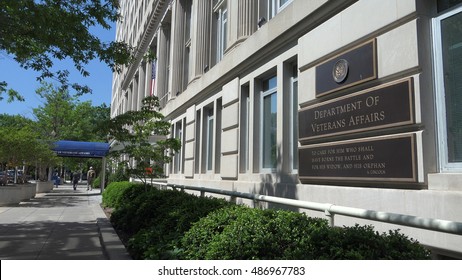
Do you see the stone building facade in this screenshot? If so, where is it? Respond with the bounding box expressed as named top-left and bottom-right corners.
top-left (112, 0), bottom-right (462, 258)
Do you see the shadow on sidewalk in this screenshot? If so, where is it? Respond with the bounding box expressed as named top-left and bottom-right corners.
top-left (15, 183), bottom-right (102, 208)
top-left (0, 220), bottom-right (107, 260)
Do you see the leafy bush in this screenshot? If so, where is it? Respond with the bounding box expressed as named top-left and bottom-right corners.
top-left (109, 186), bottom-right (164, 236)
top-left (180, 205), bottom-right (329, 260)
top-left (180, 205), bottom-right (431, 260)
top-left (93, 175), bottom-right (101, 189)
top-left (308, 224), bottom-right (431, 260)
top-left (107, 165), bottom-right (130, 184)
top-left (102, 181), bottom-right (143, 208)
top-left (108, 186), bottom-right (232, 259)
top-left (179, 205), bottom-right (251, 260)
top-left (105, 183), bottom-right (430, 260)
top-left (127, 192), bottom-right (231, 259)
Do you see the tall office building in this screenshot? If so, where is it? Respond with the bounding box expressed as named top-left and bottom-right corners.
top-left (112, 0), bottom-right (462, 258)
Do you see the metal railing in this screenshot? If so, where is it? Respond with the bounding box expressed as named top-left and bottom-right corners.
top-left (149, 181), bottom-right (462, 236)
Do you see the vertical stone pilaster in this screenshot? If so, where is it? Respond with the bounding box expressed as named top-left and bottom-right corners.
top-left (157, 23), bottom-right (170, 106)
top-left (221, 78), bottom-right (240, 180)
top-left (170, 0), bottom-right (185, 97)
top-left (184, 105), bottom-right (196, 178)
top-left (127, 85), bottom-right (132, 113)
top-left (193, 0), bottom-right (211, 77)
top-left (238, 0), bottom-right (258, 39)
top-left (139, 61), bottom-right (146, 100)
top-left (132, 75), bottom-right (139, 111)
top-left (145, 60), bottom-right (151, 98)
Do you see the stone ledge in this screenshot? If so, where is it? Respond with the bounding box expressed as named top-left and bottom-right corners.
top-left (0, 184), bottom-right (37, 206)
top-left (427, 173), bottom-right (462, 191)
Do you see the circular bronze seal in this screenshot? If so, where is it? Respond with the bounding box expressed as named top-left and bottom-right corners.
top-left (332, 58), bottom-right (349, 83)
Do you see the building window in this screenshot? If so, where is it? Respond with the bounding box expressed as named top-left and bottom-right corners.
top-left (290, 64), bottom-right (298, 172)
top-left (437, 0), bottom-right (462, 12)
top-left (240, 84), bottom-right (251, 173)
top-left (195, 110), bottom-right (201, 174)
top-left (206, 108), bottom-right (215, 171)
top-left (201, 104), bottom-right (216, 173)
top-left (262, 0), bottom-right (293, 21)
top-left (214, 1), bottom-right (228, 63)
top-left (183, 0), bottom-right (192, 88)
top-left (174, 120), bottom-right (184, 174)
top-left (261, 76), bottom-right (277, 170)
top-left (433, 4), bottom-right (462, 171)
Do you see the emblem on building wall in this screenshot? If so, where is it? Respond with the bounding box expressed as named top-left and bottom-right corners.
top-left (332, 59), bottom-right (349, 83)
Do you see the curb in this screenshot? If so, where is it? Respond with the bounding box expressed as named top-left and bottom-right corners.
top-left (91, 204), bottom-right (132, 260)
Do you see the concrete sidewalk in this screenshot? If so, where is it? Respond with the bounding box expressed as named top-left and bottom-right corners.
top-left (0, 183), bottom-right (131, 260)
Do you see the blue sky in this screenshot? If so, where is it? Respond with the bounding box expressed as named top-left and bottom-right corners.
top-left (0, 24), bottom-right (116, 119)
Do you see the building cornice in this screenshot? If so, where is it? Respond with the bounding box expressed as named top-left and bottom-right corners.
top-left (121, 0), bottom-right (171, 91)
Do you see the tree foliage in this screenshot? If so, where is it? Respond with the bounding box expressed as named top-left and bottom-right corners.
top-left (0, 0), bottom-right (132, 101)
top-left (103, 96), bottom-right (181, 185)
top-left (0, 82), bottom-right (112, 181)
top-left (0, 114), bottom-right (59, 180)
top-left (33, 81), bottom-right (110, 142)
top-left (32, 81), bottom-right (111, 174)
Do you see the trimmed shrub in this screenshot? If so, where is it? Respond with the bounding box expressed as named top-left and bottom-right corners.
top-left (108, 187), bottom-right (233, 259)
top-left (101, 181), bottom-right (143, 208)
top-left (109, 187), bottom-right (164, 236)
top-left (107, 165), bottom-right (130, 184)
top-left (180, 205), bottom-right (329, 260)
top-left (308, 224), bottom-right (431, 260)
top-left (179, 205), bottom-right (251, 260)
top-left (105, 183), bottom-right (431, 260)
top-left (181, 205), bottom-right (431, 260)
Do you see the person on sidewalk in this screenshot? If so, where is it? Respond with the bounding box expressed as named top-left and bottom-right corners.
top-left (87, 167), bottom-right (96, 191)
top-left (52, 170), bottom-right (59, 188)
top-left (72, 171), bottom-right (80, 191)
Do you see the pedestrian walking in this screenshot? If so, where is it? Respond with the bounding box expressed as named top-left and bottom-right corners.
top-left (52, 170), bottom-right (59, 188)
top-left (87, 167), bottom-right (96, 191)
top-left (72, 172), bottom-right (80, 191)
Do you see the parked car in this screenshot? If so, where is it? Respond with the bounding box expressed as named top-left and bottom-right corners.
top-left (0, 171), bottom-right (7, 186)
top-left (7, 170), bottom-right (14, 183)
top-left (5, 170), bottom-right (28, 184)
top-left (17, 170), bottom-right (28, 184)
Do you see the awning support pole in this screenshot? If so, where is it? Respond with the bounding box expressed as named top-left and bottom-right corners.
top-left (101, 157), bottom-right (107, 193)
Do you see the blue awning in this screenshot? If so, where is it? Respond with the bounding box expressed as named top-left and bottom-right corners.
top-left (52, 140), bottom-right (110, 158)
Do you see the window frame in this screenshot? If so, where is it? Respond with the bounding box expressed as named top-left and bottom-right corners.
top-left (260, 76), bottom-right (278, 172)
top-left (214, 2), bottom-right (228, 63)
top-left (206, 108), bottom-right (215, 171)
top-left (240, 85), bottom-right (251, 173)
top-left (289, 67), bottom-right (298, 173)
top-left (173, 120), bottom-right (184, 174)
top-left (267, 0), bottom-right (292, 20)
top-left (432, 4), bottom-right (462, 171)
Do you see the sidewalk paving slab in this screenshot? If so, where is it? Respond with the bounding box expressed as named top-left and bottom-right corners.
top-left (0, 183), bottom-right (131, 260)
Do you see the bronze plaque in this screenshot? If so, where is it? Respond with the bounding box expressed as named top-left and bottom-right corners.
top-left (299, 134), bottom-right (418, 183)
top-left (299, 78), bottom-right (415, 142)
top-left (316, 40), bottom-right (377, 97)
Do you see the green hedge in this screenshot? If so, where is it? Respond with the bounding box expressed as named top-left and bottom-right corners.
top-left (102, 181), bottom-right (144, 208)
top-left (180, 205), bottom-right (431, 260)
top-left (105, 182), bottom-right (431, 260)
top-left (180, 206), bottom-right (330, 260)
top-left (312, 224), bottom-right (432, 260)
top-left (108, 185), bottom-right (232, 259)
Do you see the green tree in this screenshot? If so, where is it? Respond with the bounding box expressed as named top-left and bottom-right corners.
top-left (0, 0), bottom-right (132, 101)
top-left (0, 114), bottom-right (36, 172)
top-left (33, 82), bottom-right (75, 140)
top-left (32, 81), bottom-right (110, 142)
top-left (0, 113), bottom-right (34, 128)
top-left (103, 96), bottom-right (181, 186)
top-left (32, 81), bottom-right (111, 178)
top-left (0, 119), bottom-right (59, 182)
top-left (71, 102), bottom-right (111, 141)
